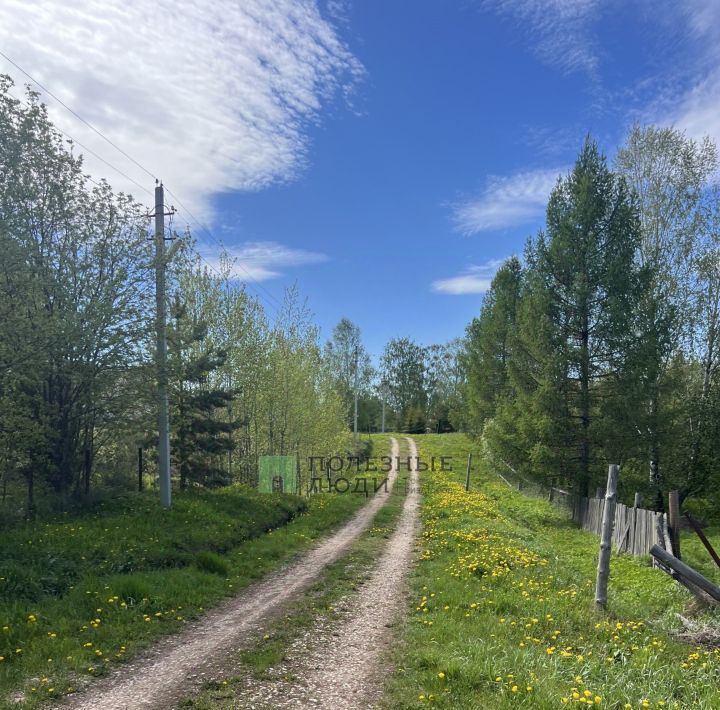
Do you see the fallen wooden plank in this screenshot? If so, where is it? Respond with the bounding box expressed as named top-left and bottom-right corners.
top-left (652, 557), bottom-right (720, 608)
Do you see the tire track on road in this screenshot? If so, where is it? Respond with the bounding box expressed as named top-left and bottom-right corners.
top-left (228, 436), bottom-right (421, 710)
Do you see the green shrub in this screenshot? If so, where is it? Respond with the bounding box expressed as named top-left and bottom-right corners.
top-left (346, 438), bottom-right (374, 462)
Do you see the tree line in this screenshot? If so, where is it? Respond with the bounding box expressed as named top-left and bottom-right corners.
top-left (336, 127), bottom-right (720, 517)
top-left (322, 319), bottom-right (465, 435)
top-left (462, 129), bottom-right (720, 514)
top-left (0, 78), bottom-right (348, 515)
top-left (6, 76), bottom-right (717, 518)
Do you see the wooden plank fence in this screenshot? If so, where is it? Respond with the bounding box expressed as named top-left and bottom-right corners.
top-left (573, 495), bottom-right (664, 556)
top-left (489, 454), bottom-right (667, 557)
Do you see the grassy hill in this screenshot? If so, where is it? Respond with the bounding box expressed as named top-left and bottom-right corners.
top-left (384, 434), bottom-right (720, 709)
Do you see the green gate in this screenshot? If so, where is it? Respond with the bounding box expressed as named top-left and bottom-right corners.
top-left (258, 456), bottom-right (297, 494)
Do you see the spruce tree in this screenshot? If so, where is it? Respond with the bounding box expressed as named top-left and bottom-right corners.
top-left (463, 256), bottom-right (523, 435)
top-left (524, 138), bottom-right (646, 496)
top-left (168, 297), bottom-right (239, 488)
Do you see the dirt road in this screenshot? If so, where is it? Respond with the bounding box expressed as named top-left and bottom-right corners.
top-left (57, 439), bottom-right (404, 710)
top-left (230, 436), bottom-right (420, 709)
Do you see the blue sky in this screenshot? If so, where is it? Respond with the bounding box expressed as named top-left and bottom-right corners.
top-left (1, 0), bottom-right (719, 358)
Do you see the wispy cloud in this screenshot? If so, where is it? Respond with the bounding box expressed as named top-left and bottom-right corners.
top-left (200, 241), bottom-right (328, 282)
top-left (644, 1), bottom-right (720, 146)
top-left (452, 167), bottom-right (563, 234)
top-left (480, 0), bottom-right (601, 75)
top-left (669, 74), bottom-right (720, 145)
top-left (0, 0), bottom-right (363, 218)
top-left (521, 124), bottom-right (584, 157)
top-left (431, 258), bottom-right (507, 295)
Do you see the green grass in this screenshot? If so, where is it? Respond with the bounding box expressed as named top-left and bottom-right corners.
top-left (182, 436), bottom-right (409, 709)
top-left (0, 433), bottom-right (397, 708)
top-left (383, 433), bottom-right (720, 710)
top-left (680, 528), bottom-right (720, 588)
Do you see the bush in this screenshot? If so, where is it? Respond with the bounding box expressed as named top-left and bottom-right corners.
top-left (194, 551), bottom-right (230, 576)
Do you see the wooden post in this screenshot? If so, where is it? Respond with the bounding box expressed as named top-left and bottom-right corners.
top-left (630, 492), bottom-right (641, 554)
top-left (654, 513), bottom-right (665, 565)
top-left (662, 512), bottom-right (673, 554)
top-left (595, 464), bottom-right (619, 611)
top-left (668, 490), bottom-right (681, 560)
top-left (138, 447), bottom-right (144, 492)
top-left (465, 453), bottom-right (472, 492)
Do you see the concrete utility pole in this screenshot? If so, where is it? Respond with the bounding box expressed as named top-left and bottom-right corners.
top-left (154, 182), bottom-right (172, 508)
top-left (381, 397), bottom-right (386, 434)
top-left (353, 346), bottom-right (359, 442)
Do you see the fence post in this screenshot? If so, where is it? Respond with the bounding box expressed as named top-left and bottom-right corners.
top-left (630, 492), bottom-right (640, 554)
top-left (595, 464), bottom-right (619, 611)
top-left (465, 453), bottom-right (472, 492)
top-left (668, 490), bottom-right (681, 560)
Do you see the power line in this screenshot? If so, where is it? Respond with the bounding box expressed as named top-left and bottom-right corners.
top-left (165, 186), bottom-right (284, 310)
top-left (1, 49), bottom-right (282, 316)
top-left (58, 125), bottom-right (152, 196)
top-left (0, 49), bottom-right (157, 182)
top-left (2, 72), bottom-right (152, 198)
top-left (192, 250), bottom-right (280, 320)
top-left (163, 222), bottom-right (279, 319)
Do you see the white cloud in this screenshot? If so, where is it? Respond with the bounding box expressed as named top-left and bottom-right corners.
top-left (452, 167), bottom-right (563, 234)
top-left (431, 259), bottom-right (507, 295)
top-left (0, 0), bottom-right (362, 218)
top-left (200, 241), bottom-right (328, 282)
top-left (481, 0), bottom-right (601, 75)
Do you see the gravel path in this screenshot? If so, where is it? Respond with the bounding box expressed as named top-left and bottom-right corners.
top-left (229, 436), bottom-right (421, 710)
top-left (55, 439), bottom-right (401, 710)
